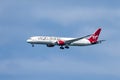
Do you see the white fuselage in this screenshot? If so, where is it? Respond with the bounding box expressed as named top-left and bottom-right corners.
top-left (27, 36), bottom-right (91, 46)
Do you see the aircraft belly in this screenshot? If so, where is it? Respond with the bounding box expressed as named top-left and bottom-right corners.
top-left (70, 39), bottom-right (91, 46)
top-left (33, 40), bottom-right (55, 45)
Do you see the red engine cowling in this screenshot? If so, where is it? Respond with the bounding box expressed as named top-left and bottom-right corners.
top-left (57, 40), bottom-right (65, 45)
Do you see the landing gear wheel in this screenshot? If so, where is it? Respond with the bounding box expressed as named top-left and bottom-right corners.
top-left (65, 46), bottom-right (69, 49)
top-left (60, 46), bottom-right (64, 49)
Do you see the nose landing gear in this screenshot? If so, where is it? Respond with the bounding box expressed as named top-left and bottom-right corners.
top-left (32, 44), bottom-right (34, 47)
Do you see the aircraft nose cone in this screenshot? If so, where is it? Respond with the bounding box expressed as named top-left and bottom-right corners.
top-left (27, 39), bottom-right (32, 43)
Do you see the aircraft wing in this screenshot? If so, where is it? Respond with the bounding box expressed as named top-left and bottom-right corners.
top-left (65, 34), bottom-right (91, 44)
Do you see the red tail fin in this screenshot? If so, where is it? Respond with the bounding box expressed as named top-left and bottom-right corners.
top-left (88, 28), bottom-right (101, 43)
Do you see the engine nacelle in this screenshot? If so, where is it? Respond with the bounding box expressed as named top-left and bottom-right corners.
top-left (46, 44), bottom-right (55, 47)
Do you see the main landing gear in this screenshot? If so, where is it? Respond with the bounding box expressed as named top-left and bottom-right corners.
top-left (60, 46), bottom-right (69, 49)
top-left (60, 46), bottom-right (64, 49)
top-left (65, 46), bottom-right (69, 49)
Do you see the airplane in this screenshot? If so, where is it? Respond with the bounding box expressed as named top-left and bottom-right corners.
top-left (27, 28), bottom-right (104, 49)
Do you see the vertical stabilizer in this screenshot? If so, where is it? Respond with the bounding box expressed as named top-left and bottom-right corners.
top-left (88, 28), bottom-right (101, 43)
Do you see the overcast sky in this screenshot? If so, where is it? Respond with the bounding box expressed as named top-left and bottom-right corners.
top-left (0, 0), bottom-right (120, 80)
